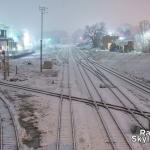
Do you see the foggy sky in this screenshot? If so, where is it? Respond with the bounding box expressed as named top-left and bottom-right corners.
top-left (0, 0), bottom-right (150, 36)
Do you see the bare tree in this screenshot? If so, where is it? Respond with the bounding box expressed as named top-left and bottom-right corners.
top-left (117, 23), bottom-right (134, 40)
top-left (138, 20), bottom-right (150, 47)
top-left (84, 22), bottom-right (106, 48)
top-left (139, 20), bottom-right (150, 34)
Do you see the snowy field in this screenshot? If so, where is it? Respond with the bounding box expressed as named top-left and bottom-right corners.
top-left (90, 50), bottom-right (150, 83)
top-left (0, 47), bottom-right (150, 150)
top-left (0, 49), bottom-right (64, 149)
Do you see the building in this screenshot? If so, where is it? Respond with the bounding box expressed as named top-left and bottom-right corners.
top-left (102, 35), bottom-right (119, 49)
top-left (0, 29), bottom-right (17, 52)
top-left (0, 29), bottom-right (7, 51)
top-left (123, 41), bottom-right (134, 52)
top-left (115, 39), bottom-right (134, 53)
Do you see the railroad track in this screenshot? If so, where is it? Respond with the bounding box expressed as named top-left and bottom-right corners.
top-left (78, 51), bottom-right (150, 126)
top-left (93, 62), bottom-right (150, 95)
top-left (56, 50), bottom-right (77, 150)
top-left (72, 53), bottom-right (134, 149)
top-left (67, 50), bottom-right (77, 150)
top-left (0, 48), bottom-right (149, 150)
top-left (78, 61), bottom-right (149, 127)
top-left (0, 91), bottom-right (21, 150)
top-left (0, 76), bottom-right (149, 119)
top-left (73, 49), bottom-right (150, 149)
top-left (85, 51), bottom-right (150, 95)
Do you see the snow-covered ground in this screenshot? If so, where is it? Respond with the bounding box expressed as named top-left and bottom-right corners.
top-left (91, 50), bottom-right (150, 83)
top-left (0, 50), bottom-right (61, 91)
top-left (0, 48), bottom-right (106, 150)
top-left (0, 47), bottom-right (150, 150)
top-left (0, 49), bottom-right (64, 149)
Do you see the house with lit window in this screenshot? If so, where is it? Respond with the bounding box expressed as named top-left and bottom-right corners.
top-left (101, 35), bottom-right (119, 49)
top-left (0, 29), bottom-right (17, 52)
top-left (0, 29), bottom-right (7, 51)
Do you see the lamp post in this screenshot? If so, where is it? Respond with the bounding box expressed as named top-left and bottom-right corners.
top-left (39, 6), bottom-right (48, 72)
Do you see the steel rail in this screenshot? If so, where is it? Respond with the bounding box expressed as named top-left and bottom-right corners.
top-left (79, 49), bottom-right (150, 96)
top-left (56, 48), bottom-right (72, 150)
top-left (0, 77), bottom-right (149, 118)
top-left (56, 64), bottom-right (64, 150)
top-left (72, 59), bottom-right (150, 116)
top-left (78, 52), bottom-right (150, 127)
top-left (0, 94), bottom-right (21, 150)
top-left (72, 55), bottom-right (117, 150)
top-left (67, 50), bottom-right (77, 150)
top-left (0, 81), bottom-right (61, 97)
top-left (0, 118), bottom-right (3, 150)
top-left (78, 57), bottom-right (147, 129)
top-left (74, 55), bottom-right (134, 149)
top-left (81, 66), bottom-right (134, 149)
top-left (56, 49), bottom-right (77, 150)
top-left (89, 60), bottom-right (150, 122)
top-left (89, 58), bottom-right (150, 94)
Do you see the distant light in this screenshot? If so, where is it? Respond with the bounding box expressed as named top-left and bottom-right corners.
top-left (8, 29), bottom-right (19, 42)
top-left (108, 43), bottom-right (112, 49)
top-left (79, 36), bottom-right (83, 40)
top-left (17, 44), bottom-right (23, 51)
top-left (107, 30), bottom-right (115, 36)
top-left (48, 38), bottom-right (52, 42)
top-left (23, 31), bottom-right (30, 46)
top-left (119, 37), bottom-right (125, 40)
top-left (144, 30), bottom-right (150, 40)
top-left (23, 30), bottom-right (33, 49)
top-left (43, 38), bottom-right (52, 46)
top-left (2, 46), bottom-right (5, 50)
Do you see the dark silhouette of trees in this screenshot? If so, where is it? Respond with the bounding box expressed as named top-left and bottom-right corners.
top-left (83, 22), bottom-right (106, 48)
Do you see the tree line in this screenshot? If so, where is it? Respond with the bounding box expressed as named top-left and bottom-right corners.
top-left (72, 20), bottom-right (150, 51)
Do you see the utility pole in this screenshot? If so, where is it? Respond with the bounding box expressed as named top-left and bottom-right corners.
top-left (39, 6), bottom-right (48, 72)
top-left (2, 50), bottom-right (6, 80)
top-left (7, 40), bottom-right (10, 76)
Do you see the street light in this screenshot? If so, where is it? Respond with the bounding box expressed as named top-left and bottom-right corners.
top-left (39, 6), bottom-right (48, 72)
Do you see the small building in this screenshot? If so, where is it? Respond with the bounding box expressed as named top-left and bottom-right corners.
top-left (0, 29), bottom-right (7, 51)
top-left (115, 39), bottom-right (134, 53)
top-left (102, 35), bottom-right (119, 50)
top-left (0, 29), bottom-right (17, 52)
top-left (123, 41), bottom-right (134, 52)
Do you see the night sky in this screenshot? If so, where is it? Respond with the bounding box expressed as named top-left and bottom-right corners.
top-left (0, 0), bottom-right (150, 35)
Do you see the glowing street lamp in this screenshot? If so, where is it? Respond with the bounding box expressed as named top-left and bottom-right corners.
top-left (119, 37), bottom-right (125, 41)
top-left (79, 36), bottom-right (83, 40)
top-left (144, 30), bottom-right (150, 41)
top-left (23, 30), bottom-right (33, 49)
